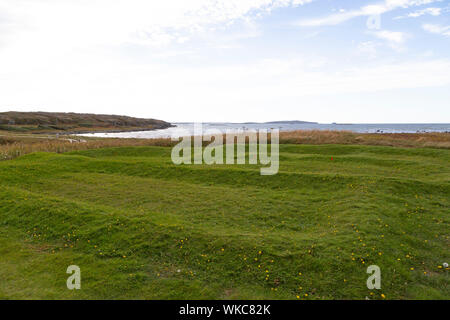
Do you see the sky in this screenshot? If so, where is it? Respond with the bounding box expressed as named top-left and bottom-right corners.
top-left (0, 0), bottom-right (449, 123)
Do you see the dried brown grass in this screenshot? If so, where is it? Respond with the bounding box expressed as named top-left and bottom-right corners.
top-left (0, 137), bottom-right (175, 160)
top-left (279, 130), bottom-right (450, 149)
top-left (0, 130), bottom-right (449, 160)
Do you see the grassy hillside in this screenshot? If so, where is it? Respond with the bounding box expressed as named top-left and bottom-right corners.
top-left (0, 111), bottom-right (171, 134)
top-left (0, 144), bottom-right (448, 299)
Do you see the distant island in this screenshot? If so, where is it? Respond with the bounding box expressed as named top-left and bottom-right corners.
top-left (0, 111), bottom-right (172, 134)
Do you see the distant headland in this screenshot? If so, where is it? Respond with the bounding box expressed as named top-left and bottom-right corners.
top-left (0, 111), bottom-right (172, 134)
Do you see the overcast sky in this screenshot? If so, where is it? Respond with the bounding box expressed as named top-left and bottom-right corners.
top-left (0, 0), bottom-right (449, 123)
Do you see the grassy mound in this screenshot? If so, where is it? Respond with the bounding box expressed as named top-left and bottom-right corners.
top-left (0, 144), bottom-right (448, 299)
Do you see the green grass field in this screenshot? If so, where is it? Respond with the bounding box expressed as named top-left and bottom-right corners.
top-left (0, 144), bottom-right (448, 299)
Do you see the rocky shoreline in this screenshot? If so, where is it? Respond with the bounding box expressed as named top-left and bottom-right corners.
top-left (43, 124), bottom-right (175, 136)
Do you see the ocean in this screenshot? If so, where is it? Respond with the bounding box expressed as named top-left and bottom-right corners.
top-left (79, 122), bottom-right (450, 139)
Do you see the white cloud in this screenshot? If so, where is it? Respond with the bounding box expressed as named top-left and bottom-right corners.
top-left (1, 52), bottom-right (449, 121)
top-left (402, 7), bottom-right (442, 17)
top-left (422, 23), bottom-right (450, 36)
top-left (0, 0), bottom-right (313, 50)
top-left (370, 30), bottom-right (410, 49)
top-left (357, 41), bottom-right (380, 59)
top-left (0, 0), bottom-right (316, 87)
top-left (296, 0), bottom-right (441, 27)
top-left (372, 30), bottom-right (409, 43)
top-left (0, 0), bottom-right (449, 123)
